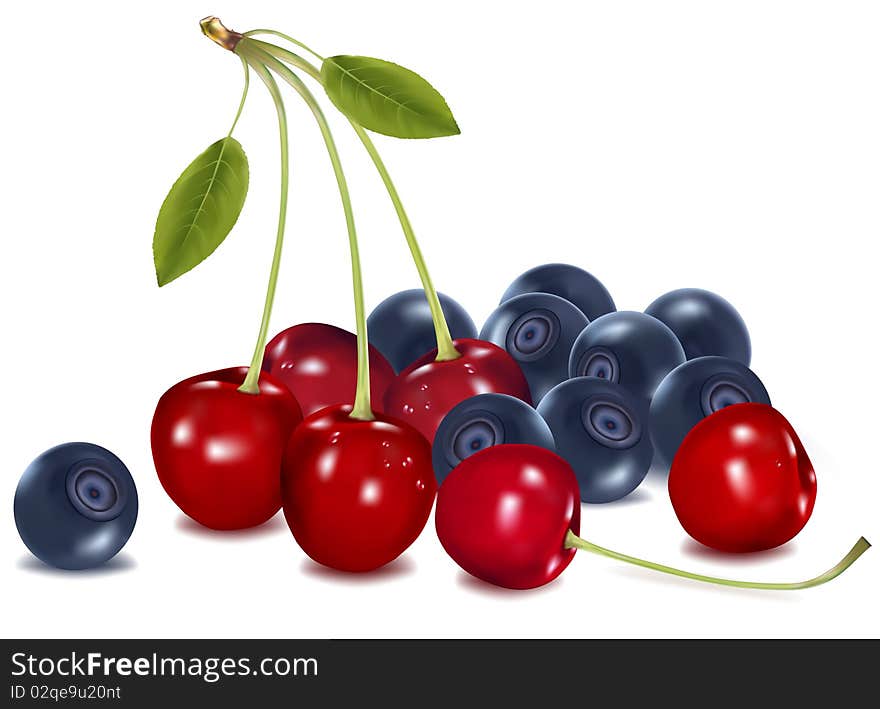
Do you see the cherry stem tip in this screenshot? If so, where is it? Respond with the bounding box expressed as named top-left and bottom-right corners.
top-left (200, 16), bottom-right (242, 51)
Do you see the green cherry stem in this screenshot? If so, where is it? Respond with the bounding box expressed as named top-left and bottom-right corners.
top-left (236, 58), bottom-right (289, 395)
top-left (244, 38), bottom-right (320, 80)
top-left (565, 531), bottom-right (871, 590)
top-left (347, 122), bottom-right (459, 362)
top-left (247, 36), bottom-right (461, 363)
top-left (239, 40), bottom-right (374, 420)
top-left (202, 17), bottom-right (289, 395)
top-left (227, 57), bottom-right (250, 137)
top-left (242, 29), bottom-right (325, 61)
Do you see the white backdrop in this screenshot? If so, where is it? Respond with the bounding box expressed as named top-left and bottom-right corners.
top-left (1, 1), bottom-right (877, 638)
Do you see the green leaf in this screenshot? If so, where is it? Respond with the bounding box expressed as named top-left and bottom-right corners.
top-left (153, 137), bottom-right (249, 286)
top-left (321, 55), bottom-right (460, 139)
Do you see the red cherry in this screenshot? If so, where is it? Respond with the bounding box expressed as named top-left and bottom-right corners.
top-left (436, 445), bottom-right (580, 589)
top-left (281, 405), bottom-right (436, 572)
top-left (151, 367), bottom-right (302, 530)
top-left (436, 443), bottom-right (867, 591)
top-left (263, 323), bottom-right (395, 417)
top-left (669, 403), bottom-right (817, 553)
top-left (383, 338), bottom-right (531, 444)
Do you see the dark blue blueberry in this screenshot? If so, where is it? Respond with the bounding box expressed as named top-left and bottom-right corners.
top-left (650, 356), bottom-right (771, 468)
top-left (367, 289), bottom-right (477, 373)
top-left (568, 311), bottom-right (686, 404)
top-left (480, 292), bottom-right (589, 403)
top-left (537, 377), bottom-right (653, 503)
top-left (645, 288), bottom-right (751, 365)
top-left (14, 443), bottom-right (138, 570)
top-left (432, 393), bottom-right (555, 483)
top-left (500, 263), bottom-right (616, 321)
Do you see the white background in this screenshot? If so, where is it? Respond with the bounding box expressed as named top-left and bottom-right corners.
top-left (2, 1), bottom-right (878, 639)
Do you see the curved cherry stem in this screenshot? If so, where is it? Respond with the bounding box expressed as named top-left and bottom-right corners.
top-left (246, 36), bottom-right (461, 363)
top-left (243, 29), bottom-right (324, 62)
top-left (239, 40), bottom-right (374, 420)
top-left (244, 39), bottom-right (319, 79)
top-left (347, 123), bottom-right (459, 362)
top-left (565, 531), bottom-right (870, 590)
top-left (236, 59), bottom-right (289, 395)
top-left (227, 57), bottom-right (250, 137)
top-left (202, 18), bottom-right (290, 395)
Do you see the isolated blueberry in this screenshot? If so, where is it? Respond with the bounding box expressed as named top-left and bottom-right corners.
top-left (646, 288), bottom-right (751, 365)
top-left (368, 289), bottom-right (478, 373)
top-left (432, 393), bottom-right (556, 484)
top-left (14, 443), bottom-right (138, 570)
top-left (480, 292), bottom-right (589, 403)
top-left (569, 311), bottom-right (685, 404)
top-left (538, 378), bottom-right (653, 503)
top-left (500, 263), bottom-right (616, 321)
top-left (650, 356), bottom-right (771, 468)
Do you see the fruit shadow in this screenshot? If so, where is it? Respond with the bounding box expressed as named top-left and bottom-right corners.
top-left (299, 555), bottom-right (416, 584)
top-left (642, 459), bottom-right (671, 488)
top-left (16, 552), bottom-right (137, 577)
top-left (680, 539), bottom-right (797, 565)
top-left (589, 486), bottom-right (653, 508)
top-left (175, 513), bottom-right (288, 539)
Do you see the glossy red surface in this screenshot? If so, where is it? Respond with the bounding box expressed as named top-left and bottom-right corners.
top-left (669, 403), bottom-right (817, 552)
top-left (151, 367), bottom-right (302, 530)
top-left (281, 405), bottom-right (436, 572)
top-left (435, 444), bottom-right (581, 589)
top-left (383, 339), bottom-right (531, 444)
top-left (263, 323), bottom-right (395, 417)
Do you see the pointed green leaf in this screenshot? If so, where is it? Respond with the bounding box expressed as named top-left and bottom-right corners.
top-left (321, 55), bottom-right (460, 139)
top-left (153, 137), bottom-right (249, 286)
